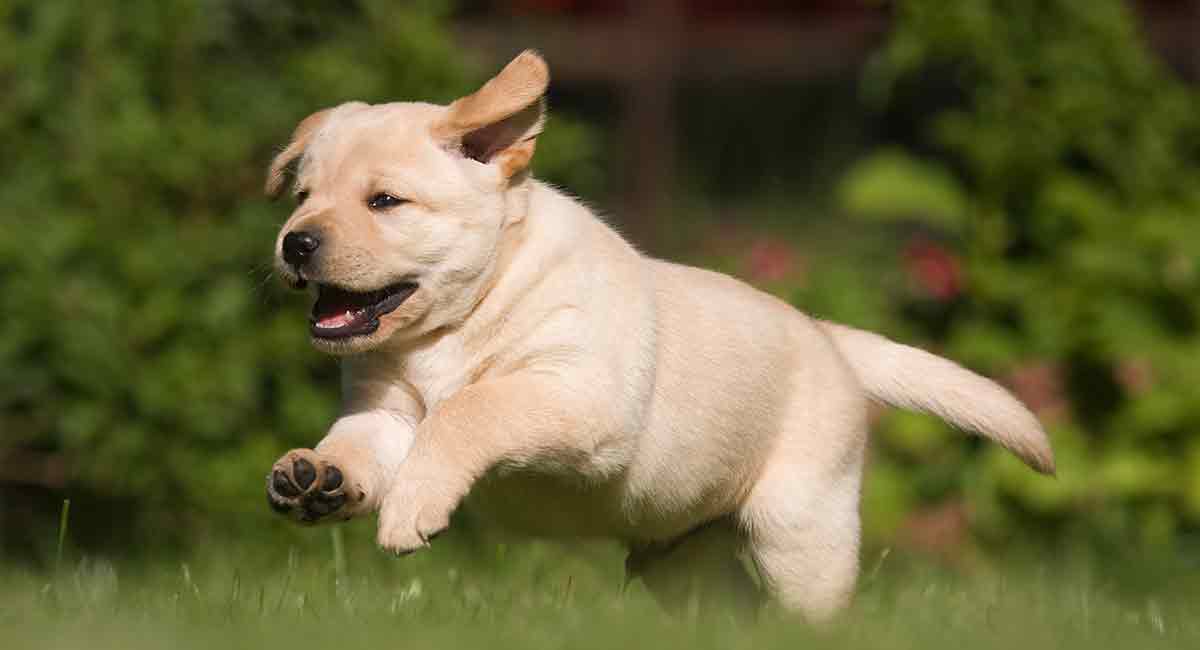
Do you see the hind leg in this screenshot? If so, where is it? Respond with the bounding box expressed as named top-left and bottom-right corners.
top-left (739, 409), bottom-right (867, 621)
top-left (742, 480), bottom-right (862, 622)
top-left (628, 520), bottom-right (763, 622)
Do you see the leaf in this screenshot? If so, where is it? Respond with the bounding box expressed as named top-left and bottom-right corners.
top-left (838, 149), bottom-right (968, 231)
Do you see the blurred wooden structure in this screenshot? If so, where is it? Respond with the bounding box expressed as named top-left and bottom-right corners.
top-left (455, 1), bottom-right (888, 246)
top-left (455, 0), bottom-right (1199, 246)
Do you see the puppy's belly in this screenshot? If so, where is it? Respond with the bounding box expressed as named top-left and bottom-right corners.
top-left (464, 469), bottom-right (631, 539)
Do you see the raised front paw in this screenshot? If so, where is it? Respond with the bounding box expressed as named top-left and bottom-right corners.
top-left (266, 449), bottom-right (364, 524)
top-left (376, 484), bottom-right (457, 556)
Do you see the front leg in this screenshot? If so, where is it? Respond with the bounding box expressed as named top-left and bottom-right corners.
top-left (376, 376), bottom-right (617, 554)
top-left (267, 410), bottom-right (416, 524)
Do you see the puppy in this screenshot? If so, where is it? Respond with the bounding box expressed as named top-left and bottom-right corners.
top-left (264, 51), bottom-right (1054, 621)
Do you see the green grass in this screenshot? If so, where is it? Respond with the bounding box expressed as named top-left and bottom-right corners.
top-left (2, 517), bottom-right (1197, 649)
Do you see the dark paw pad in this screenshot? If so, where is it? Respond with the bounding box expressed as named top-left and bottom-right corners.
top-left (321, 466), bottom-right (343, 491)
top-left (272, 469), bottom-right (301, 497)
top-left (294, 458), bottom-right (317, 490)
top-left (265, 452), bottom-right (360, 523)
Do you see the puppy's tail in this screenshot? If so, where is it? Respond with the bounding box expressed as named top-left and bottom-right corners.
top-left (820, 321), bottom-right (1055, 475)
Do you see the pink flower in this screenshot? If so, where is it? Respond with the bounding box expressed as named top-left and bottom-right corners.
top-left (903, 237), bottom-right (962, 301)
top-left (1114, 357), bottom-right (1155, 396)
top-left (745, 237), bottom-right (799, 283)
top-left (1005, 361), bottom-right (1068, 423)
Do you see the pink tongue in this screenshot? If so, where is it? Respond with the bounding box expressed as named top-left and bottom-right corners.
top-left (317, 309), bottom-right (364, 329)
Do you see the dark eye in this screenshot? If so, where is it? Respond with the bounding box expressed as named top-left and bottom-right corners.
top-left (367, 193), bottom-right (407, 211)
top-left (296, 190), bottom-right (310, 205)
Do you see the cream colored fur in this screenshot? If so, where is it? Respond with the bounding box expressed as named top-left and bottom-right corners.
top-left (264, 51), bottom-right (1054, 622)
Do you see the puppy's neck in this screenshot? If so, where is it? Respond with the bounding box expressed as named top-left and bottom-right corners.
top-left (502, 171), bottom-right (534, 227)
top-left (480, 175), bottom-right (537, 303)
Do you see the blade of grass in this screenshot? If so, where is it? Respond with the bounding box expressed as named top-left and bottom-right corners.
top-left (228, 569), bottom-right (241, 620)
top-left (275, 547), bottom-right (297, 614)
top-left (54, 499), bottom-right (71, 578)
top-left (331, 526), bottom-right (347, 595)
top-left (41, 498), bottom-right (72, 606)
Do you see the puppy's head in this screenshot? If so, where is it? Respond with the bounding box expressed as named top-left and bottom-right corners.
top-left (266, 51), bottom-right (549, 354)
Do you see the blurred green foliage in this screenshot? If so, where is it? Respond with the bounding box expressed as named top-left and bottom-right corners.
top-left (839, 0), bottom-right (1200, 550)
top-left (0, 0), bottom-right (600, 548)
top-left (2, 0), bottom-right (1198, 559)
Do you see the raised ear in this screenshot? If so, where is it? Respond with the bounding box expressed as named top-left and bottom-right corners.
top-left (434, 50), bottom-right (550, 179)
top-left (264, 108), bottom-right (334, 198)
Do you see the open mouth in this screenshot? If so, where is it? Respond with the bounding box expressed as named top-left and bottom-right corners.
top-left (309, 282), bottom-right (418, 339)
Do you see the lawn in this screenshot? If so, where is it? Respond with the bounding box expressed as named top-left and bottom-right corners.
top-left (2, 515), bottom-right (1196, 649)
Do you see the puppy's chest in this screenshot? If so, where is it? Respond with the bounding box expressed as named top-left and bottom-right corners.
top-left (401, 334), bottom-right (473, 414)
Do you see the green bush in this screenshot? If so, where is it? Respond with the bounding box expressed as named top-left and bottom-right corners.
top-left (5, 0), bottom-right (1194, 558)
top-left (0, 0), bottom-right (600, 548)
top-left (838, 0), bottom-right (1200, 550)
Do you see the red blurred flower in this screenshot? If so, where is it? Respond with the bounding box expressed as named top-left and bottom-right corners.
top-left (902, 237), bottom-right (962, 301)
top-left (900, 499), bottom-right (971, 560)
top-left (744, 236), bottom-right (799, 283)
top-left (1114, 357), bottom-right (1155, 396)
top-left (1006, 361), bottom-right (1069, 423)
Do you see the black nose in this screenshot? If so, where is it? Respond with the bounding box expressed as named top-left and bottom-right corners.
top-left (282, 231), bottom-right (320, 268)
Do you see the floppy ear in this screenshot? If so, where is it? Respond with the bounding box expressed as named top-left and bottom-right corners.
top-left (264, 108), bottom-right (334, 198)
top-left (434, 50), bottom-right (550, 179)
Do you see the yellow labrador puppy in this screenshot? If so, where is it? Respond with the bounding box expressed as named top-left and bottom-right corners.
top-left (264, 51), bottom-right (1054, 621)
